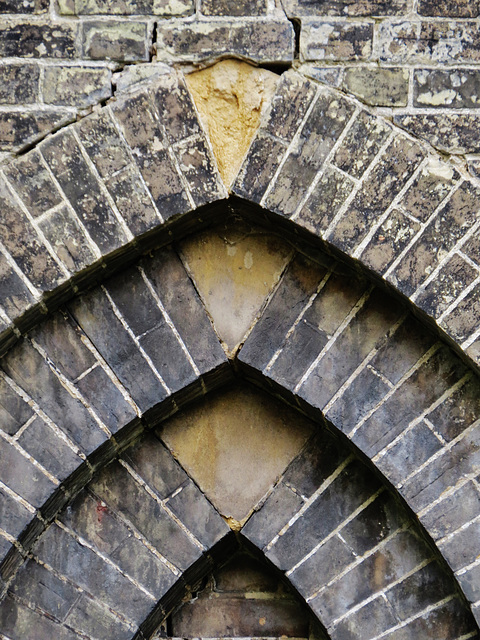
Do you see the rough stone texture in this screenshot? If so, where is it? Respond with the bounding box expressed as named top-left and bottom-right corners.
top-left (82, 20), bottom-right (151, 61)
top-left (156, 18), bottom-right (295, 63)
top-left (160, 384), bottom-right (313, 524)
top-left (301, 20), bottom-right (374, 61)
top-left (186, 59), bottom-right (278, 188)
top-left (42, 66), bottom-right (112, 108)
top-left (394, 113), bottom-right (480, 154)
top-left (342, 66), bottom-right (409, 106)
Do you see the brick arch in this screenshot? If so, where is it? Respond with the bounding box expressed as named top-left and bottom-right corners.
top-left (0, 65), bottom-right (479, 368)
top-left (0, 62), bottom-right (479, 633)
top-left (1, 380), bottom-right (476, 640)
top-left (0, 224), bottom-right (479, 635)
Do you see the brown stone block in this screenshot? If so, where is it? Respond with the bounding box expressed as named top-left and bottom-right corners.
top-left (395, 113), bottom-right (480, 155)
top-left (342, 66), bottom-right (408, 106)
top-left (441, 281), bottom-right (480, 343)
top-left (201, 0), bottom-right (267, 14)
top-left (0, 64), bottom-right (40, 104)
top-left (418, 0), bottom-right (479, 17)
top-left (284, 0), bottom-right (407, 16)
top-left (0, 110), bottom-right (73, 153)
top-left (43, 66), bottom-right (112, 108)
top-left (0, 21), bottom-right (77, 58)
top-left (82, 20), bottom-right (150, 61)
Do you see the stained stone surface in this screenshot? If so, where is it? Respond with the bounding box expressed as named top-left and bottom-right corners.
top-left (159, 384), bottom-right (314, 524)
top-left (179, 220), bottom-right (294, 353)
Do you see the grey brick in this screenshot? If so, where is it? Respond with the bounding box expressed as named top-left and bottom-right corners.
top-left (301, 20), bottom-right (373, 61)
top-left (82, 21), bottom-right (150, 61)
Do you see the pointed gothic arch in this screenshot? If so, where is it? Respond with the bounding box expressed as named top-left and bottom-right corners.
top-left (0, 61), bottom-right (479, 638)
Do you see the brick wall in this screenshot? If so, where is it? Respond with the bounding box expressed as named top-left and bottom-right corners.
top-left (0, 0), bottom-right (480, 638)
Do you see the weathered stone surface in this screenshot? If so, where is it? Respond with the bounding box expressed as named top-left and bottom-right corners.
top-left (41, 129), bottom-right (128, 254)
top-left (331, 596), bottom-right (397, 639)
top-left (105, 266), bottom-right (197, 393)
top-left (0, 0), bottom-right (47, 11)
top-left (174, 135), bottom-right (226, 207)
top-left (285, 0), bottom-right (406, 15)
top-left (310, 530), bottom-right (430, 624)
top-left (361, 208), bottom-right (421, 274)
top-left (441, 281), bottom-right (480, 344)
top-left (0, 595), bottom-right (81, 640)
top-left (201, 0), bottom-right (266, 14)
top-left (298, 64), bottom-right (343, 88)
top-left (301, 20), bottom-right (373, 61)
top-left (267, 460), bottom-right (381, 571)
top-left (0, 375), bottom-right (33, 436)
top-left (77, 109), bottom-right (130, 180)
top-left (0, 436), bottom-right (56, 507)
top-left (342, 66), bottom-right (408, 106)
top-left (0, 110), bottom-right (73, 153)
top-left (0, 22), bottom-right (77, 58)
top-left (71, 0), bottom-right (192, 14)
top-left (414, 253), bottom-right (478, 318)
top-left (418, 0), bottom-right (479, 17)
top-left (399, 157), bottom-right (458, 223)
top-left (265, 89), bottom-right (355, 217)
top-left (160, 385), bottom-right (313, 524)
top-left (179, 222), bottom-right (293, 352)
top-left (82, 21), bottom-right (150, 61)
top-left (43, 66), bottom-right (112, 108)
top-left (141, 246), bottom-right (226, 375)
top-left (389, 181), bottom-right (480, 296)
top-left (33, 523), bottom-right (155, 623)
top-left (353, 346), bottom-right (467, 459)
top-left (64, 593), bottom-right (133, 640)
top-left (300, 288), bottom-right (403, 411)
top-left (329, 136), bottom-right (423, 253)
top-left (332, 110), bottom-right (391, 180)
top-left (4, 150), bottom-right (64, 218)
top-left (38, 205), bottom-right (97, 273)
top-left (186, 60), bottom-right (278, 188)
top-left (414, 69), bottom-right (480, 109)
top-left (68, 287), bottom-right (168, 412)
top-left (238, 253), bottom-right (326, 371)
top-left (156, 18), bottom-right (294, 63)
top-left (0, 64), bottom-right (40, 104)
top-left (90, 462), bottom-right (201, 570)
top-left (0, 488), bottom-right (33, 537)
top-left (18, 416), bottom-right (81, 479)
top-left (394, 113), bottom-right (480, 154)
top-left (296, 165), bottom-right (355, 235)
top-left (0, 175), bottom-right (64, 291)
top-left (377, 20), bottom-right (480, 64)
top-left (0, 254), bottom-right (36, 321)
top-left (2, 339), bottom-right (108, 455)
top-left (59, 488), bottom-right (177, 597)
top-left (233, 133), bottom-right (287, 202)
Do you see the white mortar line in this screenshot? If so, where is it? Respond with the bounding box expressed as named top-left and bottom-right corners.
top-left (265, 455), bottom-right (354, 552)
top-left (30, 337), bottom-right (112, 438)
top-left (323, 132), bottom-right (395, 242)
top-left (120, 459), bottom-right (205, 551)
top-left (37, 151), bottom-right (103, 261)
top-left (264, 265), bottom-right (335, 373)
top-left (290, 106), bottom-right (362, 222)
top-left (307, 524), bottom-right (410, 603)
top-left (294, 286), bottom-right (374, 394)
top-left (384, 178), bottom-right (465, 280)
top-left (0, 369), bottom-right (85, 458)
top-left (106, 106), bottom-right (165, 224)
top-left (11, 414), bottom-right (37, 442)
top-left (101, 285), bottom-right (171, 396)
top-left (401, 415), bottom-right (480, 500)
top-left (372, 372), bottom-right (473, 465)
top-left (353, 157), bottom-right (428, 260)
top-left (73, 362), bottom-right (99, 384)
top-left (56, 519), bottom-right (158, 600)
top-left (70, 318), bottom-right (141, 416)
top-left (259, 88), bottom-right (321, 208)
top-left (323, 313), bottom-right (408, 416)
top-left (347, 342), bottom-right (442, 441)
top-left (287, 488), bottom-right (384, 577)
top-left (87, 485), bottom-right (180, 577)
top-left (423, 416), bottom-right (447, 446)
top-left (366, 364), bottom-right (395, 390)
top-left (0, 428), bottom-right (59, 486)
top-left (369, 594), bottom-right (456, 640)
top-left (0, 479), bottom-right (36, 514)
top-left (1, 170), bottom-right (71, 278)
top-left (138, 266), bottom-right (200, 377)
top-left (0, 238), bottom-right (42, 300)
top-left (71, 128), bottom-right (135, 243)
top-left (33, 200), bottom-right (70, 226)
top-left (438, 273), bottom-right (480, 325)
